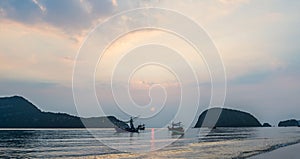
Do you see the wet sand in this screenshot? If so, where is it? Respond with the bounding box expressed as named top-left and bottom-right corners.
top-left (248, 143), bottom-right (300, 159)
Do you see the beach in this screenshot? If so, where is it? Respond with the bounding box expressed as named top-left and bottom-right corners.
top-left (248, 143), bottom-right (300, 159)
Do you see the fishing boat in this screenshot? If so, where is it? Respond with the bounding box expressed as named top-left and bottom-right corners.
top-left (168, 122), bottom-right (184, 135)
top-left (114, 117), bottom-right (145, 133)
top-left (137, 124), bottom-right (145, 130)
top-left (114, 125), bottom-right (139, 133)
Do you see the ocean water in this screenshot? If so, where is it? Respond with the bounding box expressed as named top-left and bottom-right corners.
top-left (1, 127), bottom-right (300, 158)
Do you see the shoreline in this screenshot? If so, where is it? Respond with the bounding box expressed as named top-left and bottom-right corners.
top-left (247, 143), bottom-right (300, 159)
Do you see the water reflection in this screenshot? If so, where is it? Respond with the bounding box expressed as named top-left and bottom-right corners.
top-left (197, 127), bottom-right (257, 142)
top-left (151, 128), bottom-right (155, 150)
top-left (0, 130), bottom-right (42, 158)
top-left (0, 129), bottom-right (111, 158)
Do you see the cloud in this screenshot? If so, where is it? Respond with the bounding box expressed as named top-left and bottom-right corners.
top-left (0, 0), bottom-right (115, 35)
top-left (79, 0), bottom-right (92, 14)
top-left (0, 0), bottom-right (44, 23)
top-left (219, 0), bottom-right (249, 5)
top-left (32, 0), bottom-right (46, 13)
top-left (0, 20), bottom-right (76, 84)
top-left (0, 7), bottom-right (5, 17)
top-left (111, 0), bottom-right (118, 7)
top-left (0, 0), bottom-right (300, 122)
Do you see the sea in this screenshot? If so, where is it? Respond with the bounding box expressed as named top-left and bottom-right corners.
top-left (1, 127), bottom-right (300, 158)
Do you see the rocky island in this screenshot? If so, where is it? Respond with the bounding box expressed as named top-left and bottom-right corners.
top-left (262, 123), bottom-right (272, 127)
top-left (278, 119), bottom-right (299, 127)
top-left (194, 107), bottom-right (262, 128)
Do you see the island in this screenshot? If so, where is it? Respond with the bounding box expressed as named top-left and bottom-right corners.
top-left (278, 119), bottom-right (299, 127)
top-left (194, 107), bottom-right (262, 128)
top-left (0, 96), bottom-right (127, 128)
top-left (262, 123), bottom-right (272, 127)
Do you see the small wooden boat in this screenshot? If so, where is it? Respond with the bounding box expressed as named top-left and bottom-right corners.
top-left (114, 117), bottom-right (145, 133)
top-left (115, 126), bottom-right (139, 133)
top-left (168, 122), bottom-right (184, 135)
top-left (137, 124), bottom-right (145, 130)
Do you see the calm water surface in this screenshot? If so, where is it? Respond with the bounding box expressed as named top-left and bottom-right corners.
top-left (1, 127), bottom-right (300, 158)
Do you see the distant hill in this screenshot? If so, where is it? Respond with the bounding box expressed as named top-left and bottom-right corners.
top-left (278, 119), bottom-right (299, 127)
top-left (0, 96), bottom-right (127, 128)
top-left (194, 107), bottom-right (262, 128)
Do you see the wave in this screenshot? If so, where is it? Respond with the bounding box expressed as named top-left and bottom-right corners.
top-left (237, 139), bottom-right (300, 159)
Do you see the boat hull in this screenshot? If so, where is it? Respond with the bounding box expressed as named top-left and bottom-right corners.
top-left (115, 127), bottom-right (139, 133)
top-left (168, 126), bottom-right (184, 135)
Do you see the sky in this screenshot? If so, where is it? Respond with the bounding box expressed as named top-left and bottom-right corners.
top-left (0, 0), bottom-right (300, 127)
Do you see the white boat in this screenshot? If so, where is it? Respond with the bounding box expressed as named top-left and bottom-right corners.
top-left (168, 122), bottom-right (184, 135)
